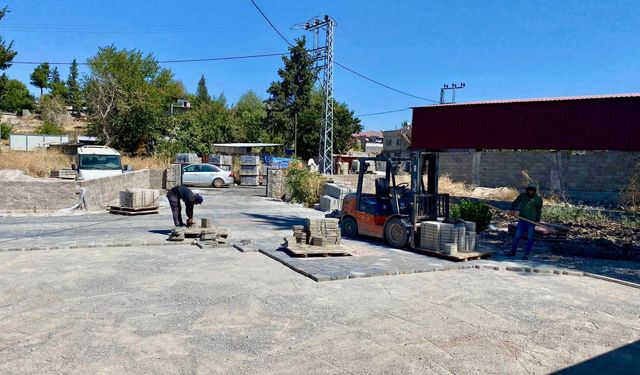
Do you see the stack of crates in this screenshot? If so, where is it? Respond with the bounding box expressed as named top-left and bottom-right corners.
top-left (175, 153), bottom-right (200, 164)
top-left (209, 154), bottom-right (232, 171)
top-left (240, 155), bottom-right (260, 186)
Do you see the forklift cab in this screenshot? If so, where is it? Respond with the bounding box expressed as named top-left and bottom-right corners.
top-left (341, 152), bottom-right (450, 248)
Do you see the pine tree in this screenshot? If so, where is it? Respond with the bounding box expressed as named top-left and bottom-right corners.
top-left (0, 7), bottom-right (17, 71)
top-left (50, 67), bottom-right (61, 84)
top-left (30, 62), bottom-right (50, 97)
top-left (66, 59), bottom-right (82, 111)
top-left (195, 74), bottom-right (210, 106)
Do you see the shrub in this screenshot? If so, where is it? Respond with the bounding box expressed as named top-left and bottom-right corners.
top-left (1, 123), bottom-right (12, 139)
top-left (542, 205), bottom-right (609, 226)
top-left (284, 161), bottom-right (326, 208)
top-left (35, 121), bottom-right (65, 135)
top-left (455, 199), bottom-right (492, 232)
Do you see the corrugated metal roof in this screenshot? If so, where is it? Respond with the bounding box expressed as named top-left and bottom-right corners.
top-left (411, 94), bottom-right (640, 151)
top-left (413, 93), bottom-right (640, 108)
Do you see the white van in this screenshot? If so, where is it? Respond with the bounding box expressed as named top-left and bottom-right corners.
top-left (75, 145), bottom-right (124, 180)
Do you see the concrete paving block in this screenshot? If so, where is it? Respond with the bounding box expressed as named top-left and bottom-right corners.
top-left (482, 265), bottom-right (500, 270)
top-left (310, 274), bottom-right (332, 282)
top-left (533, 268), bottom-right (555, 275)
top-left (562, 270), bottom-right (585, 276)
top-left (506, 266), bottom-right (524, 272)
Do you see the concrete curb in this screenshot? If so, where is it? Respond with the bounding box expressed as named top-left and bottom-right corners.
top-left (0, 241), bottom-right (182, 252)
top-left (584, 272), bottom-right (640, 289)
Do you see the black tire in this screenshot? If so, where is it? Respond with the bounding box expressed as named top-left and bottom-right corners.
top-left (341, 216), bottom-right (358, 238)
top-left (212, 178), bottom-right (224, 188)
top-left (385, 217), bottom-right (410, 248)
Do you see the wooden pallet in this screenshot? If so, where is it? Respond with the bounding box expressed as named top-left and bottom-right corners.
top-left (108, 206), bottom-right (159, 215)
top-left (284, 243), bottom-right (351, 258)
top-left (412, 247), bottom-right (492, 262)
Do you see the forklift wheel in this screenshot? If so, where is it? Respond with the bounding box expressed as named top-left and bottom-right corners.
top-left (385, 217), bottom-right (409, 248)
top-left (341, 216), bottom-right (358, 237)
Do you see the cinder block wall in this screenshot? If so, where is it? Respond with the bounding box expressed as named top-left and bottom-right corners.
top-left (1, 180), bottom-right (78, 212)
top-left (439, 151), bottom-right (640, 203)
top-left (79, 169), bottom-right (164, 209)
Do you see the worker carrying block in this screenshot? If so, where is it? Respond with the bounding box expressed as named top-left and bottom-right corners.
top-left (508, 184), bottom-right (543, 259)
top-left (166, 186), bottom-right (203, 241)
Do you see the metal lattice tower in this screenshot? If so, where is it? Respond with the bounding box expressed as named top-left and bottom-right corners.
top-left (298, 16), bottom-right (335, 174)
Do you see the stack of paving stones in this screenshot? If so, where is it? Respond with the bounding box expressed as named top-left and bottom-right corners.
top-left (209, 154), bottom-right (233, 171)
top-left (306, 218), bottom-right (341, 246)
top-left (175, 153), bottom-right (201, 163)
top-left (319, 183), bottom-right (354, 212)
top-left (292, 225), bottom-right (306, 244)
top-left (194, 218), bottom-right (230, 248)
top-left (421, 221), bottom-right (477, 255)
top-left (240, 155), bottom-right (260, 186)
top-left (164, 163), bottom-right (182, 189)
top-left (50, 169), bottom-right (76, 179)
top-left (119, 188), bottom-right (160, 208)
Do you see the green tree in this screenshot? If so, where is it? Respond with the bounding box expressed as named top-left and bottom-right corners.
top-left (49, 66), bottom-right (68, 99)
top-left (30, 62), bottom-right (50, 97)
top-left (265, 37), bottom-right (317, 150)
top-left (294, 89), bottom-right (362, 160)
top-left (66, 59), bottom-right (82, 112)
top-left (0, 7), bottom-right (17, 71)
top-left (84, 45), bottom-right (185, 153)
top-left (39, 95), bottom-right (66, 125)
top-left (0, 76), bottom-right (34, 112)
top-left (231, 90), bottom-right (267, 142)
top-left (194, 74), bottom-right (210, 106)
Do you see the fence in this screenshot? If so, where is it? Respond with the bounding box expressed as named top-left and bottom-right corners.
top-left (9, 134), bottom-right (69, 151)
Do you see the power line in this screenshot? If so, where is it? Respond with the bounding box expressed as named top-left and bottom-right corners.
top-left (355, 108), bottom-right (411, 117)
top-left (249, 0), bottom-right (293, 46)
top-left (11, 52), bottom-right (287, 65)
top-left (247, 0), bottom-right (438, 103)
top-left (335, 62), bottom-right (439, 103)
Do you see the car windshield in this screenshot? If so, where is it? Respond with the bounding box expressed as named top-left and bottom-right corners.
top-left (79, 155), bottom-right (122, 170)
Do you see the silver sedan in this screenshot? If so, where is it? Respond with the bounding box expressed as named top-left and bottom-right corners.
top-left (182, 163), bottom-right (235, 188)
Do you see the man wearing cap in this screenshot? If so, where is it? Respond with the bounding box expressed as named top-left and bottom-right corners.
top-left (508, 184), bottom-right (543, 259)
top-left (166, 186), bottom-right (203, 228)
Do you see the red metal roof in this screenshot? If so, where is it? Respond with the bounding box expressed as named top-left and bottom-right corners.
top-left (411, 93), bottom-right (640, 151)
top-left (352, 130), bottom-right (383, 138)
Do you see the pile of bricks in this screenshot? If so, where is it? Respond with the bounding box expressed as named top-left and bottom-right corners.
top-left (119, 188), bottom-right (160, 208)
top-left (209, 154), bottom-right (233, 171)
top-left (163, 164), bottom-right (182, 189)
top-left (286, 218), bottom-right (342, 248)
top-left (319, 183), bottom-right (354, 212)
top-left (240, 155), bottom-right (260, 186)
top-left (420, 220), bottom-right (477, 255)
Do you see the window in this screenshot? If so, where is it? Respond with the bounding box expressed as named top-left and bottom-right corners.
top-left (396, 139), bottom-right (401, 146)
top-left (200, 164), bottom-right (215, 172)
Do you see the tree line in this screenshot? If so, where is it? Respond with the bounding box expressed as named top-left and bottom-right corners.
top-left (0, 6), bottom-right (362, 160)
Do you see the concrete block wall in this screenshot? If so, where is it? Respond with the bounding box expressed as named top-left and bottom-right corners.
top-left (1, 180), bottom-right (78, 212)
top-left (79, 169), bottom-right (164, 209)
top-left (439, 151), bottom-right (640, 203)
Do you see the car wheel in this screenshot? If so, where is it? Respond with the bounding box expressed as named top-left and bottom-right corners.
top-left (212, 178), bottom-right (224, 188)
top-left (385, 217), bottom-right (410, 248)
top-left (341, 216), bottom-right (358, 238)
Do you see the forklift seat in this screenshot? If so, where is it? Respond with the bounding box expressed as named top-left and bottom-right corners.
top-left (375, 178), bottom-right (390, 198)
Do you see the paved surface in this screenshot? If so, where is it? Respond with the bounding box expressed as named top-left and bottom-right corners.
top-left (1, 187), bottom-right (639, 373)
top-left (1, 245), bottom-right (639, 374)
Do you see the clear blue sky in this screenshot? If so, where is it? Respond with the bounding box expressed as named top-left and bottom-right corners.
top-left (3, 0), bottom-right (639, 131)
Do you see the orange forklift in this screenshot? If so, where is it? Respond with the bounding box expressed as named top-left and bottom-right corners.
top-left (340, 152), bottom-right (450, 248)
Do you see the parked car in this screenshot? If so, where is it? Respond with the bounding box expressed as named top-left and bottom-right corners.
top-left (182, 163), bottom-right (234, 188)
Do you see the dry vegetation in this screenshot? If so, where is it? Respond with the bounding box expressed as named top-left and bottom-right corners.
top-left (438, 174), bottom-right (520, 201)
top-left (0, 149), bottom-right (73, 177)
top-left (1, 149), bottom-right (168, 178)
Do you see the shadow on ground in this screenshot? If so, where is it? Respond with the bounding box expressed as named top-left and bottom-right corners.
top-left (241, 212), bottom-right (309, 229)
top-left (552, 340), bottom-right (640, 375)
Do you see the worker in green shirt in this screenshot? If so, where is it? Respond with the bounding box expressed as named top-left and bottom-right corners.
top-left (508, 184), bottom-right (543, 259)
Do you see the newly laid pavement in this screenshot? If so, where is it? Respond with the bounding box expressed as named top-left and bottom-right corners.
top-left (1, 186), bottom-right (639, 373)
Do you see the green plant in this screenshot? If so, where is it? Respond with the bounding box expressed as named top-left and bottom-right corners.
top-left (0, 122), bottom-right (12, 139)
top-left (284, 162), bottom-right (326, 208)
top-left (35, 121), bottom-right (65, 135)
top-left (449, 204), bottom-right (461, 222)
top-left (456, 199), bottom-right (492, 232)
top-left (542, 205), bottom-right (609, 226)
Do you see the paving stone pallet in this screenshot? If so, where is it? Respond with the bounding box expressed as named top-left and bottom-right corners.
top-left (108, 206), bottom-right (159, 215)
top-left (281, 242), bottom-right (351, 258)
top-left (412, 247), bottom-right (493, 262)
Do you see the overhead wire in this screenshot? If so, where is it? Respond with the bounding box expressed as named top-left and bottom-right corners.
top-left (355, 108), bottom-right (411, 117)
top-left (247, 0), bottom-right (438, 104)
top-left (11, 52), bottom-right (288, 65)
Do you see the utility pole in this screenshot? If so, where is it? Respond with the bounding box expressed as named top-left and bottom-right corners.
top-left (295, 15), bottom-right (335, 174)
top-left (440, 83), bottom-right (466, 104)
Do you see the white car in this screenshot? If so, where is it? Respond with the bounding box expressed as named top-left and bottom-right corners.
top-left (182, 163), bottom-right (235, 188)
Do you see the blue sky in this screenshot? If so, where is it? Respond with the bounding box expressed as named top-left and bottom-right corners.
top-left (2, 0), bottom-right (639, 131)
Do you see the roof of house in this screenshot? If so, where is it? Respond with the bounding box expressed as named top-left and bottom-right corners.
top-left (352, 130), bottom-right (383, 138)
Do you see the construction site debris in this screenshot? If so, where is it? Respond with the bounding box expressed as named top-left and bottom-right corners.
top-left (50, 169), bottom-right (76, 179)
